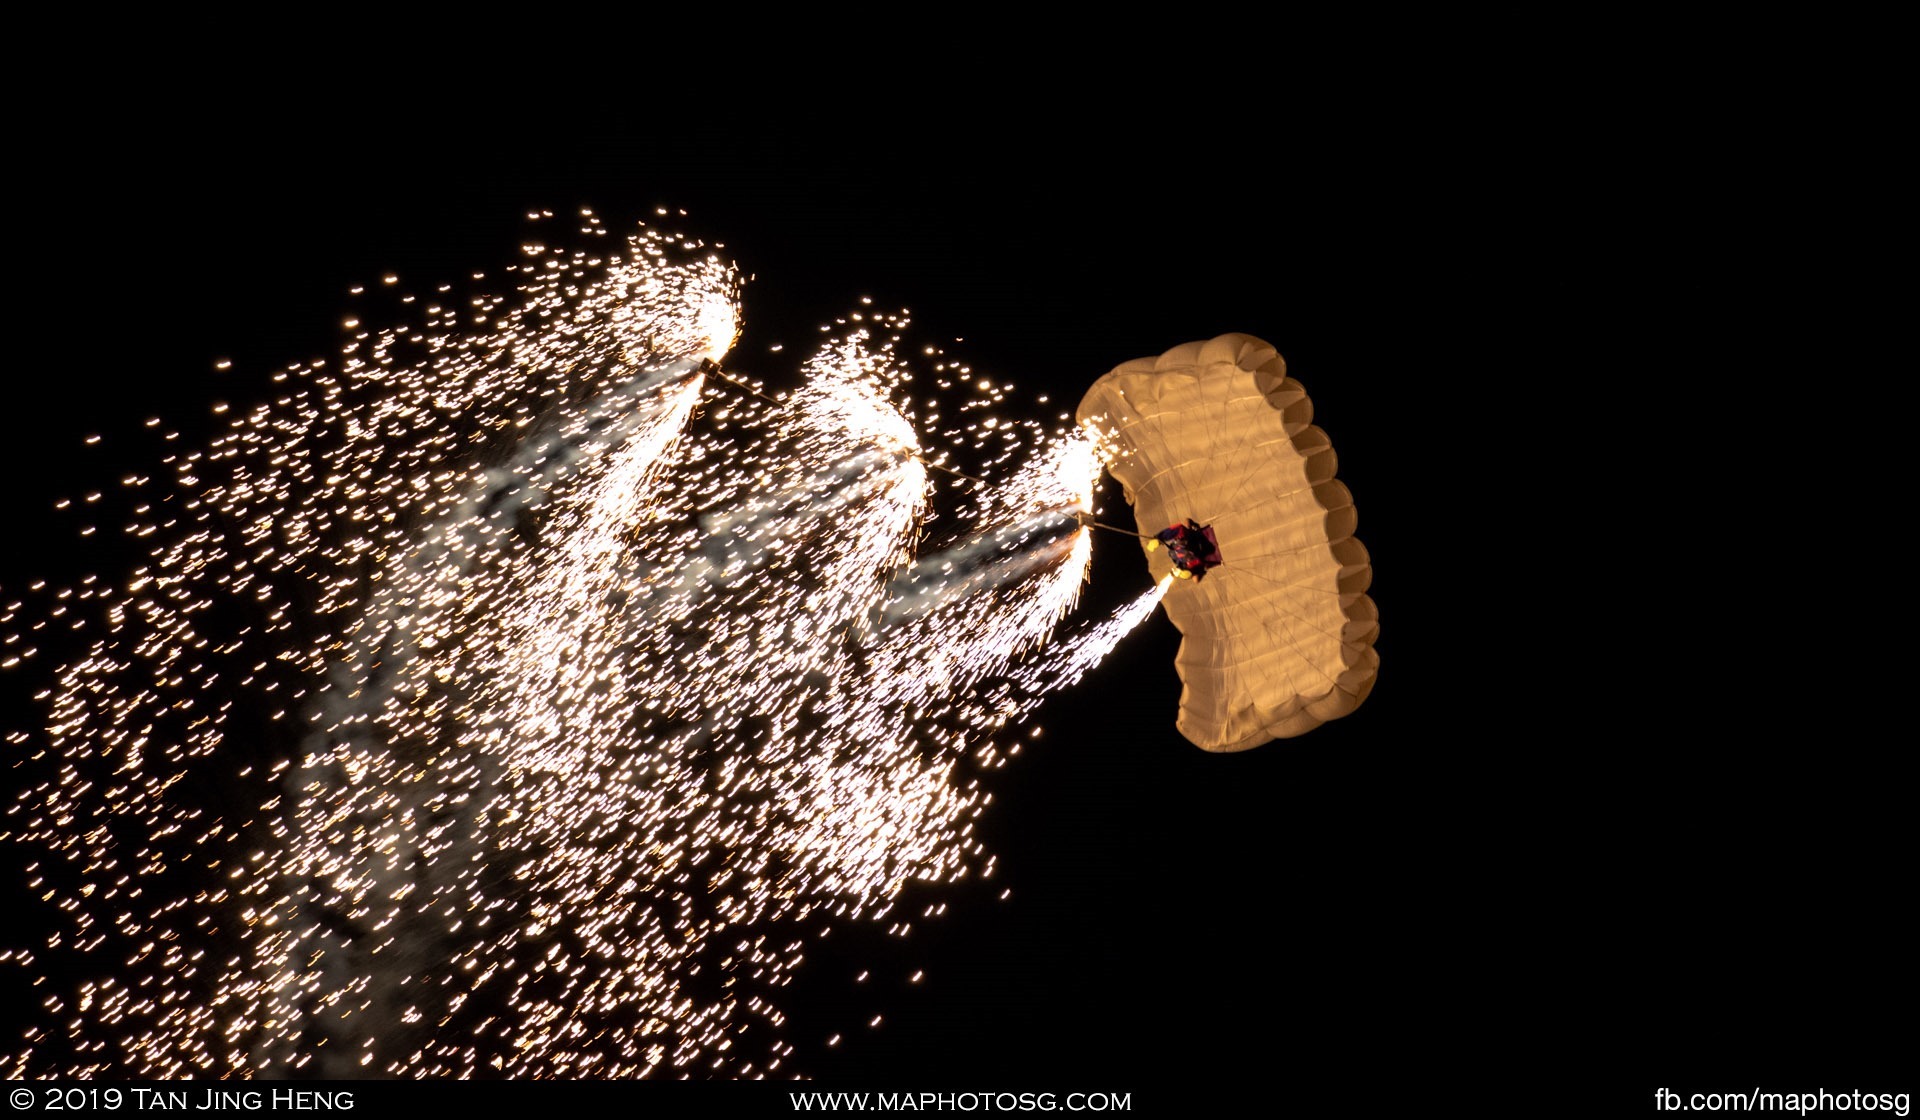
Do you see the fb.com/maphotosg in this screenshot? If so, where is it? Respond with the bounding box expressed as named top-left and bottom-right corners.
top-left (1655, 1088), bottom-right (1908, 1115)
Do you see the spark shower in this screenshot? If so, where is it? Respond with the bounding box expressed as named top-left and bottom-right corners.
top-left (1, 211), bottom-right (1164, 1078)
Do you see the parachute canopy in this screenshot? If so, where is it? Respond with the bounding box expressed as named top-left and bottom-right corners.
top-left (1077, 333), bottom-right (1378, 751)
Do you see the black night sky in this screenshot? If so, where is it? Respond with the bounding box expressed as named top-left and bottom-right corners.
top-left (3, 17), bottom-right (1906, 1112)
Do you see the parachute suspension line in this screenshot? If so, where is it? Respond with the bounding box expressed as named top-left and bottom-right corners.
top-left (698, 359), bottom-right (989, 485)
top-left (698, 358), bottom-right (782, 407)
top-left (921, 460), bottom-right (990, 487)
top-left (1070, 511), bottom-right (1152, 540)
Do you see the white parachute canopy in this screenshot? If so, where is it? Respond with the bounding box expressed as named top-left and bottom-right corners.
top-left (1077, 333), bottom-right (1379, 751)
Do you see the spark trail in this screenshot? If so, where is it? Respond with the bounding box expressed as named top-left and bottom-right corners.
top-left (0, 211), bottom-right (1163, 1079)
